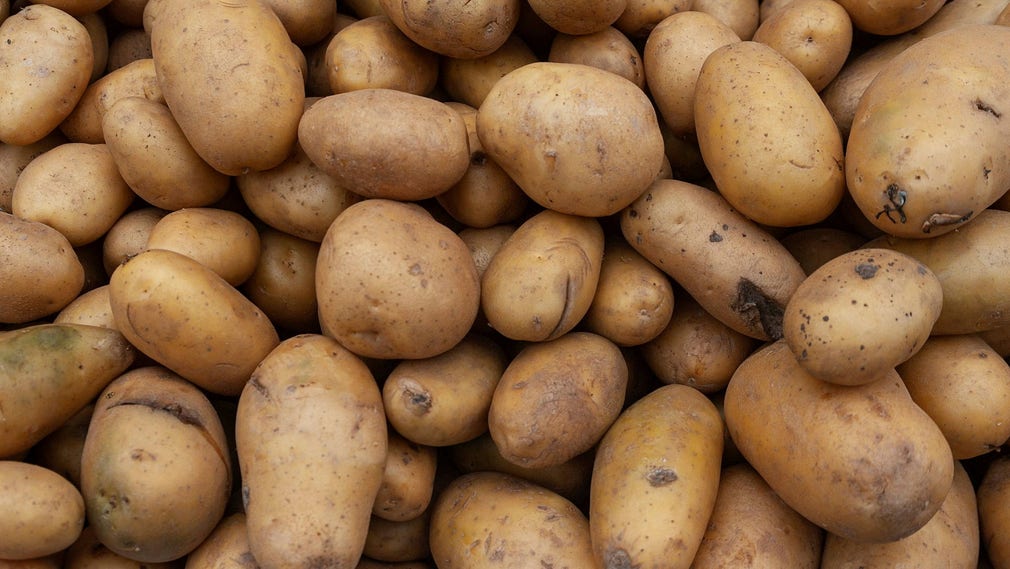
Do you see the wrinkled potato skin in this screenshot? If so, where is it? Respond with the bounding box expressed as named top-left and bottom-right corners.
top-left (379, 0), bottom-right (519, 58)
top-left (0, 461), bottom-right (84, 560)
top-left (590, 384), bottom-right (723, 569)
top-left (751, 0), bottom-right (852, 91)
top-left (60, 58), bottom-right (163, 144)
top-left (724, 340), bottom-right (954, 543)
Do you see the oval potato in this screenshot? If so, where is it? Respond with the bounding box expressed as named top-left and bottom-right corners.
top-left (751, 0), bottom-right (852, 92)
top-left (835, 0), bottom-right (944, 35)
top-left (0, 461), bottom-right (84, 560)
top-left (548, 26), bottom-right (644, 88)
top-left (145, 208), bottom-right (261, 286)
top-left (325, 16), bottom-right (439, 95)
top-left (379, 0), bottom-right (519, 58)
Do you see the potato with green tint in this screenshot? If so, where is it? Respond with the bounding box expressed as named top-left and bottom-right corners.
top-left (0, 461), bottom-right (84, 560)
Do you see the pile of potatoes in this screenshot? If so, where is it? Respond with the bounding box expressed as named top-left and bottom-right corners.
top-left (7, 0), bottom-right (1010, 566)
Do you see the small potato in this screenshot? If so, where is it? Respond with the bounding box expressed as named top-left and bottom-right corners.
top-left (548, 26), bottom-right (644, 88)
top-left (458, 224), bottom-right (515, 279)
top-left (82, 367), bottom-right (231, 563)
top-left (184, 513), bottom-right (256, 569)
top-left (382, 334), bottom-right (506, 447)
top-left (640, 293), bottom-right (757, 393)
top-left (430, 471), bottom-right (597, 568)
top-left (752, 0), bottom-right (852, 91)
top-left (477, 61), bottom-right (665, 217)
top-left (54, 285), bottom-right (115, 329)
top-left (779, 227), bottom-right (866, 274)
top-left (373, 432), bottom-right (437, 522)
top-left (13, 143), bottom-right (134, 247)
top-left (0, 133), bottom-right (65, 213)
top-left (380, 0), bottom-right (520, 58)
top-left (315, 199), bottom-right (480, 360)
top-left (60, 58), bottom-right (163, 144)
top-left (614, 0), bottom-right (692, 38)
top-left (101, 207), bottom-right (167, 276)
top-left (364, 512), bottom-right (431, 563)
top-left (835, 0), bottom-right (944, 35)
top-left (582, 239), bottom-right (675, 347)
top-left (782, 248), bottom-right (943, 385)
top-left (325, 16), bottom-right (439, 95)
top-left (693, 0), bottom-right (760, 40)
top-left (260, 0), bottom-right (336, 45)
top-left (439, 35), bottom-right (538, 109)
top-left (0, 211), bottom-right (84, 324)
top-left (526, 0), bottom-right (626, 35)
top-left (488, 332), bottom-right (627, 469)
top-left (109, 248), bottom-right (280, 396)
top-left (145, 208), bottom-right (261, 286)
top-left (0, 461), bottom-right (84, 560)
top-left (65, 525), bottom-right (180, 568)
top-left (898, 335), bottom-right (1010, 459)
top-left (481, 209), bottom-right (604, 342)
top-left (102, 97), bottom-right (230, 210)
top-left (690, 463), bottom-right (824, 569)
top-left (29, 404), bottom-right (93, 488)
top-left (105, 29), bottom-right (152, 72)
top-left (241, 228), bottom-right (320, 333)
top-left (299, 89), bottom-right (470, 201)
top-left (0, 5), bottom-right (93, 145)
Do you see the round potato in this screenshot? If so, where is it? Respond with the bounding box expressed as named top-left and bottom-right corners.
top-left (379, 0), bottom-right (520, 58)
top-left (439, 34), bottom-right (538, 109)
top-left (241, 228), bottom-right (320, 333)
top-left (299, 89), bottom-right (470, 201)
top-left (0, 461), bottom-right (84, 560)
top-left (752, 0), bottom-right (852, 91)
top-left (101, 207), bottom-right (166, 276)
top-left (325, 16), bottom-right (439, 95)
top-left (526, 0), bottom-right (626, 35)
top-left (548, 27), bottom-right (644, 88)
top-left (477, 61), bottom-right (665, 217)
top-left (0, 4), bottom-right (93, 145)
top-left (315, 199), bottom-right (480, 360)
top-left (145, 207), bottom-right (261, 286)
top-left (54, 285), bottom-right (115, 329)
top-left (60, 58), bottom-right (163, 144)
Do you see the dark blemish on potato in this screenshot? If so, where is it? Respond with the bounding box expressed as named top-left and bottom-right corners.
top-left (974, 98), bottom-right (1002, 119)
top-left (822, 315), bottom-right (830, 322)
top-left (921, 211), bottom-right (972, 233)
top-left (731, 278), bottom-right (785, 340)
top-left (855, 263), bottom-right (879, 279)
top-left (627, 209), bottom-right (639, 218)
top-left (646, 467), bottom-right (678, 486)
top-left (980, 352), bottom-right (990, 359)
top-left (875, 184), bottom-right (908, 224)
top-left (471, 150), bottom-right (487, 166)
top-left (401, 381), bottom-right (432, 415)
top-left (708, 231), bottom-right (723, 242)
top-left (603, 547), bottom-right (637, 569)
top-left (241, 484), bottom-right (251, 509)
top-left (984, 166), bottom-right (992, 179)
top-left (248, 375), bottom-right (269, 399)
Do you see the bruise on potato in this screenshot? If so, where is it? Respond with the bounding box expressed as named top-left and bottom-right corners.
top-left (731, 278), bottom-right (786, 340)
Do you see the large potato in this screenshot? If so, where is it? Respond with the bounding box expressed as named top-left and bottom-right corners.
top-left (237, 334), bottom-right (387, 569)
top-left (476, 61), bottom-right (665, 217)
top-left (847, 25), bottom-right (1010, 238)
top-left (0, 461), bottom-right (84, 560)
top-left (315, 199), bottom-right (479, 360)
top-left (0, 4), bottom-right (93, 145)
top-left (590, 384), bottom-right (723, 569)
top-left (694, 41), bottom-right (845, 227)
top-left (151, 0), bottom-right (304, 175)
top-left (724, 340), bottom-right (954, 543)
top-left (379, 0), bottom-right (519, 58)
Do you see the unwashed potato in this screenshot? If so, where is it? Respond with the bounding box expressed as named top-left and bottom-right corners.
top-left (835, 0), bottom-right (945, 35)
top-left (104, 0), bottom-right (147, 27)
top-left (260, 0), bottom-right (335, 46)
top-left (82, 366), bottom-right (232, 563)
top-left (241, 228), bottom-right (320, 333)
top-left (105, 29), bottom-right (152, 72)
top-left (526, 0), bottom-right (626, 35)
top-left (379, 0), bottom-right (520, 58)
top-left (145, 208), bottom-right (261, 286)
top-left (751, 0), bottom-right (852, 91)
top-left (363, 512), bottom-right (431, 563)
top-left (60, 58), bottom-right (163, 144)
top-left (325, 16), bottom-right (439, 95)
top-left (78, 11), bottom-right (108, 83)
top-left (548, 26), bottom-right (645, 88)
top-left (0, 4), bottom-right (93, 145)
top-left (0, 461), bottom-right (84, 560)
top-left (29, 404), bottom-right (93, 488)
top-left (372, 432), bottom-right (437, 522)
top-left (438, 34), bottom-right (538, 109)
top-left (779, 227), bottom-right (866, 274)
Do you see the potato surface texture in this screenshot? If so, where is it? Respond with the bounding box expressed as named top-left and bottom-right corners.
top-left (0, 461), bottom-right (84, 560)
top-left (236, 334), bottom-right (387, 569)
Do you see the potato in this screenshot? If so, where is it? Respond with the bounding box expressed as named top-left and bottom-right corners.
top-left (459, 224), bottom-right (515, 280)
top-left (0, 4), bottom-right (93, 145)
top-left (183, 513), bottom-right (256, 569)
top-left (379, 0), bottom-right (519, 58)
top-left (54, 285), bottom-right (115, 329)
top-left (620, 179), bottom-right (807, 341)
top-left (488, 331), bottom-right (627, 469)
top-left (429, 471), bottom-right (597, 568)
top-left (12, 143), bottom-right (134, 247)
top-left (481, 209), bottom-right (603, 342)
top-left (835, 0), bottom-right (944, 35)
top-left (101, 207), bottom-right (167, 276)
top-left (363, 512), bottom-right (431, 563)
top-left (0, 133), bottom-right (65, 213)
top-left (382, 334), bottom-right (506, 447)
top-left (65, 526), bottom-right (180, 569)
top-left (29, 404), bottom-right (93, 488)
top-left (640, 293), bottom-right (756, 393)
top-left (695, 41), bottom-right (845, 227)
top-left (78, 11), bottom-right (108, 82)
top-left (822, 461), bottom-right (979, 568)
top-left (548, 26), bottom-right (644, 88)
top-left (82, 366), bottom-right (231, 563)
top-left (325, 16), bottom-right (438, 95)
top-left (102, 97), bottom-right (230, 210)
top-left (241, 228), bottom-right (320, 333)
top-left (979, 455), bottom-right (1010, 568)
top-left (582, 239), bottom-right (674, 347)
top-left (260, 0), bottom-right (335, 46)
top-left (780, 227), bottom-right (866, 274)
top-left (0, 211), bottom-right (84, 324)
top-left (897, 335), bottom-right (1010, 459)
top-left (299, 89), bottom-right (469, 201)
top-left (724, 340), bottom-right (955, 543)
top-left (105, 0), bottom-right (147, 27)
top-left (60, 58), bottom-right (163, 144)
top-left (105, 29), bottom-right (152, 72)
top-left (751, 0), bottom-right (852, 92)
top-left (613, 0), bottom-right (692, 38)
top-left (590, 384), bottom-right (723, 569)
top-left (436, 103), bottom-right (528, 229)
top-left (316, 199), bottom-right (479, 360)
top-left (847, 25), bottom-right (1010, 238)
top-left (145, 208), bottom-right (260, 286)
top-left (865, 209), bottom-right (1010, 334)
top-left (373, 432), bottom-right (437, 522)
top-left (691, 463), bottom-right (823, 568)
top-left (644, 11), bottom-right (741, 135)
top-left (236, 334), bottom-right (387, 569)
top-left (109, 248), bottom-right (280, 396)
top-left (151, 0), bottom-right (304, 175)
top-left (526, 0), bottom-right (625, 35)
top-left (782, 248), bottom-right (943, 385)
top-left (477, 61), bottom-right (665, 217)
top-left (693, 0), bottom-right (759, 40)
top-left (439, 35), bottom-right (538, 109)
top-left (0, 461), bottom-right (84, 560)
top-left (0, 324), bottom-right (134, 457)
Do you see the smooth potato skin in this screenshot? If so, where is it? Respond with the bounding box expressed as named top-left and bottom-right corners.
top-left (60, 58), bottom-right (163, 144)
top-left (145, 208), bottom-right (261, 286)
top-left (724, 340), bottom-right (954, 543)
top-left (379, 0), bottom-right (519, 58)
top-left (835, 0), bottom-right (944, 35)
top-left (0, 461), bottom-right (84, 560)
top-left (237, 334), bottom-right (387, 569)
top-left (751, 0), bottom-right (852, 91)
top-left (589, 384), bottom-right (723, 569)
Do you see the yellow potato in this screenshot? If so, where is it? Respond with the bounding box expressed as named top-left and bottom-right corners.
top-left (590, 384), bottom-right (723, 569)
top-left (64, 525), bottom-right (179, 568)
top-left (526, 0), bottom-right (626, 35)
top-left (183, 513), bottom-right (256, 569)
top-left (548, 27), bottom-right (645, 88)
top-left (439, 35), bottom-right (538, 109)
top-left (373, 432), bottom-right (437, 522)
top-left (77, 11), bottom-right (108, 82)
top-left (0, 133), bottom-right (65, 214)
top-left (0, 461), bottom-right (84, 560)
top-left (240, 228), bottom-right (320, 333)
top-left (835, 0), bottom-right (944, 35)
top-left (54, 285), bottom-right (115, 329)
top-left (0, 4), bottom-right (93, 145)
top-left (779, 227), bottom-right (867, 275)
top-left (325, 16), bottom-right (439, 95)
top-left (693, 0), bottom-right (760, 40)
top-left (614, 0), bottom-right (692, 38)
top-left (751, 0), bottom-right (852, 91)
top-left (363, 512), bottom-right (431, 564)
top-left (379, 0), bottom-right (519, 58)
top-left (101, 207), bottom-right (166, 276)
top-left (260, 0), bottom-right (336, 45)
top-left (60, 58), bottom-right (163, 144)
top-left (145, 208), bottom-right (261, 286)
top-left (105, 29), bottom-right (152, 72)
top-left (459, 224), bottom-right (515, 280)
top-left (236, 334), bottom-right (387, 569)
top-left (29, 404), bottom-right (93, 489)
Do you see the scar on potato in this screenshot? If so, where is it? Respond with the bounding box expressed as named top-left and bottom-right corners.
top-left (604, 547), bottom-right (636, 569)
top-left (921, 211), bottom-right (972, 234)
top-left (732, 278), bottom-right (785, 340)
top-left (854, 262), bottom-right (879, 279)
top-left (646, 467), bottom-right (678, 486)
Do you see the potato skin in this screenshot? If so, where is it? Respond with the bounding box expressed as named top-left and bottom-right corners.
top-left (145, 208), bottom-right (261, 286)
top-left (241, 229), bottom-right (320, 333)
top-left (372, 432), bottom-right (437, 522)
top-left (0, 461), bottom-right (84, 560)
top-left (548, 27), bottom-right (645, 88)
top-left (979, 455), bottom-right (1010, 568)
top-left (438, 35), bottom-right (537, 109)
top-left (724, 340), bottom-right (954, 543)
top-left (325, 16), bottom-right (439, 95)
top-left (589, 384), bottom-right (723, 569)
top-left (60, 58), bottom-right (163, 144)
top-left (236, 334), bottom-right (387, 569)
top-left (751, 0), bottom-right (852, 91)
top-left (184, 513), bottom-right (258, 569)
top-left (379, 0), bottom-right (519, 58)
top-left (835, 0), bottom-right (944, 35)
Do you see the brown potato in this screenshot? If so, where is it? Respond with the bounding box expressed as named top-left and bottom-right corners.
top-left (379, 0), bottom-right (520, 58)
top-left (526, 0), bottom-right (626, 35)
top-left (0, 461), bottom-right (84, 560)
top-left (105, 0), bottom-right (147, 27)
top-left (145, 207), bottom-right (261, 286)
top-left (548, 26), bottom-right (644, 88)
top-left (260, 0), bottom-right (336, 45)
top-left (980, 455), bottom-right (1010, 568)
top-left (459, 224), bottom-right (515, 279)
top-left (693, 0), bottom-right (760, 40)
top-left (183, 513), bottom-right (256, 569)
top-left (835, 0), bottom-right (944, 35)
top-left (54, 285), bottom-right (115, 329)
top-left (60, 58), bottom-right (163, 144)
top-left (373, 432), bottom-right (437, 522)
top-left (0, 133), bottom-right (65, 213)
top-left (65, 527), bottom-right (182, 569)
top-left (105, 29), bottom-right (152, 72)
top-left (78, 11), bottom-right (108, 82)
top-left (241, 228), bottom-right (320, 333)
top-left (752, 0), bottom-right (852, 91)
top-left (101, 207), bottom-right (167, 276)
top-left (439, 34), bottom-right (538, 109)
top-left (363, 512), bottom-right (431, 563)
top-left (779, 227), bottom-right (867, 275)
top-left (29, 404), bottom-right (93, 489)
top-left (325, 16), bottom-right (438, 95)
top-left (614, 0), bottom-right (692, 37)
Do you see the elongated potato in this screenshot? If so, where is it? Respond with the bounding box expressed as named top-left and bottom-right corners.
top-left (0, 324), bottom-right (134, 458)
top-left (621, 179), bottom-right (806, 341)
top-left (236, 334), bottom-right (387, 569)
top-left (0, 461), bottom-right (84, 560)
top-left (590, 383), bottom-right (723, 569)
